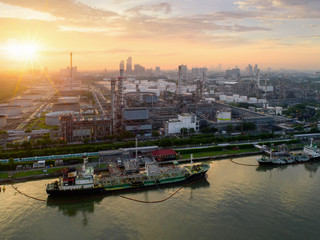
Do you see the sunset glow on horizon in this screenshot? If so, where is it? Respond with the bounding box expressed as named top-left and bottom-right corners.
top-left (0, 0), bottom-right (320, 71)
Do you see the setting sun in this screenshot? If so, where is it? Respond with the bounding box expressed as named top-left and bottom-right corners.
top-left (6, 40), bottom-right (40, 61)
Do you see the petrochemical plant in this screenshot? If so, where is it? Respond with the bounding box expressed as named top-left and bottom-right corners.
top-left (0, 54), bottom-right (320, 146)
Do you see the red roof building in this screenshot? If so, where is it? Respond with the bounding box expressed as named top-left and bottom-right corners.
top-left (151, 149), bottom-right (177, 161)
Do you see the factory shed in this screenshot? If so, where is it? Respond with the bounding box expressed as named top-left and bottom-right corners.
top-left (151, 149), bottom-right (177, 162)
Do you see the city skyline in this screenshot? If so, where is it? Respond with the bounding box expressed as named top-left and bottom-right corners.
top-left (0, 0), bottom-right (320, 71)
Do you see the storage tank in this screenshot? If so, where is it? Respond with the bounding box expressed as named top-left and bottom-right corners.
top-left (52, 103), bottom-right (80, 112)
top-left (275, 107), bottom-right (283, 115)
top-left (0, 105), bottom-right (22, 118)
top-left (226, 96), bottom-right (234, 103)
top-left (217, 111), bottom-right (231, 122)
top-left (57, 96), bottom-right (80, 104)
top-left (233, 94), bottom-right (240, 100)
top-left (0, 114), bottom-right (7, 128)
top-left (248, 97), bottom-right (257, 103)
top-left (10, 98), bottom-right (33, 107)
top-left (240, 96), bottom-right (248, 101)
top-left (219, 95), bottom-right (227, 101)
top-left (45, 111), bottom-right (75, 126)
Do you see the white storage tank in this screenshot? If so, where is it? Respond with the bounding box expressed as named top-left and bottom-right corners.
top-left (217, 111), bottom-right (231, 122)
top-left (45, 111), bottom-right (75, 126)
top-left (10, 98), bottom-right (33, 107)
top-left (57, 96), bottom-right (80, 104)
top-left (240, 96), bottom-right (248, 101)
top-left (52, 103), bottom-right (80, 112)
top-left (275, 107), bottom-right (283, 115)
top-left (0, 114), bottom-right (7, 128)
top-left (248, 97), bottom-right (257, 103)
top-left (0, 104), bottom-right (22, 118)
top-left (226, 96), bottom-right (234, 103)
top-left (258, 99), bottom-right (267, 103)
top-left (233, 94), bottom-right (240, 100)
top-left (219, 95), bottom-right (227, 101)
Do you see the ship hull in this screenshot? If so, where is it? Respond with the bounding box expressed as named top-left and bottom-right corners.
top-left (257, 158), bottom-right (320, 166)
top-left (46, 170), bottom-right (208, 196)
top-left (46, 187), bottom-right (105, 196)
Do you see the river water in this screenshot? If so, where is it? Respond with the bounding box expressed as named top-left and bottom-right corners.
top-left (1, 155), bottom-right (320, 240)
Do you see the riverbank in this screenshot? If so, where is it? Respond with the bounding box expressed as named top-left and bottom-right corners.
top-left (0, 150), bottom-right (263, 184)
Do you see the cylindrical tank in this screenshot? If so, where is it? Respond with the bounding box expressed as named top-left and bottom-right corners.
top-left (240, 96), bottom-right (248, 101)
top-left (226, 96), bottom-right (234, 103)
top-left (10, 98), bottom-right (33, 107)
top-left (248, 97), bottom-right (257, 103)
top-left (45, 111), bottom-right (75, 126)
top-left (52, 103), bottom-right (80, 112)
top-left (57, 97), bottom-right (80, 104)
top-left (217, 111), bottom-right (231, 122)
top-left (0, 105), bottom-right (22, 117)
top-left (0, 114), bottom-right (7, 128)
top-left (275, 107), bottom-right (283, 115)
top-left (233, 94), bottom-right (239, 100)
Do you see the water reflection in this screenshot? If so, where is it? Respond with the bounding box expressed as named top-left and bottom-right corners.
top-left (46, 178), bottom-right (210, 219)
top-left (256, 165), bottom-right (288, 172)
top-left (304, 163), bottom-right (320, 177)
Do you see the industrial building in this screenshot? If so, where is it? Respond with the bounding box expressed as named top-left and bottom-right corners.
top-left (123, 108), bottom-right (152, 134)
top-left (59, 114), bottom-right (111, 142)
top-left (164, 114), bottom-right (198, 135)
top-left (45, 111), bottom-right (76, 126)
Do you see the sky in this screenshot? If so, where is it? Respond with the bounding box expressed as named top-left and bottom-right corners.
top-left (0, 0), bottom-right (320, 71)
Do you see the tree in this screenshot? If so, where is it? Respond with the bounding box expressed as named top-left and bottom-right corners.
top-left (180, 128), bottom-right (188, 136)
top-left (226, 125), bottom-right (234, 134)
top-left (152, 131), bottom-right (160, 137)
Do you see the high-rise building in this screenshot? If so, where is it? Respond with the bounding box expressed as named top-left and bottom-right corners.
top-left (247, 64), bottom-right (253, 75)
top-left (126, 57), bottom-right (132, 73)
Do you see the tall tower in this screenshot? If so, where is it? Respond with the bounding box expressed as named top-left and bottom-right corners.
top-left (126, 57), bottom-right (132, 73)
top-left (70, 52), bottom-right (73, 91)
top-left (177, 65), bottom-right (183, 96)
top-left (111, 79), bottom-right (116, 135)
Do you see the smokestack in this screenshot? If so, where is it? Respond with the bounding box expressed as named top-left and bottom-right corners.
top-left (70, 52), bottom-right (73, 91)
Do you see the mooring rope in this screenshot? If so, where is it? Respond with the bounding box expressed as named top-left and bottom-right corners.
top-left (230, 158), bottom-right (259, 167)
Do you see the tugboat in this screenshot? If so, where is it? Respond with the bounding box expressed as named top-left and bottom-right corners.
top-left (303, 138), bottom-right (320, 161)
top-left (46, 157), bottom-right (105, 195)
top-left (257, 144), bottom-right (309, 165)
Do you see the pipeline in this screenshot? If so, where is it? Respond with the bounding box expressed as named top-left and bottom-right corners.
top-left (230, 158), bottom-right (259, 167)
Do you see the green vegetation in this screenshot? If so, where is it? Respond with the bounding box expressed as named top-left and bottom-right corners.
top-left (11, 167), bottom-right (64, 178)
top-left (0, 172), bottom-right (8, 179)
top-left (0, 132), bottom-right (280, 160)
top-left (180, 147), bottom-right (259, 159)
top-left (0, 77), bottom-right (28, 103)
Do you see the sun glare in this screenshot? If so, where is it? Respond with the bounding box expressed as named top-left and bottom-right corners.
top-left (6, 40), bottom-right (40, 61)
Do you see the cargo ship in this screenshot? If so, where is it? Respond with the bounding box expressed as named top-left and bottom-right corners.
top-left (46, 157), bottom-right (210, 196)
top-left (257, 144), bottom-right (310, 165)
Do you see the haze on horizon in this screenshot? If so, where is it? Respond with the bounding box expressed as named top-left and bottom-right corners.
top-left (0, 0), bottom-right (320, 72)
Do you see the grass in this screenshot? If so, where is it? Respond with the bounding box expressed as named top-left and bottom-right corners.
top-left (0, 172), bottom-right (8, 179)
top-left (12, 167), bottom-right (64, 178)
top-left (180, 147), bottom-right (259, 159)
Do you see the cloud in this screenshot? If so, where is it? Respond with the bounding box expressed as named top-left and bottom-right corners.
top-left (0, 0), bottom-right (118, 23)
top-left (234, 0), bottom-right (320, 18)
top-left (126, 2), bottom-right (171, 16)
